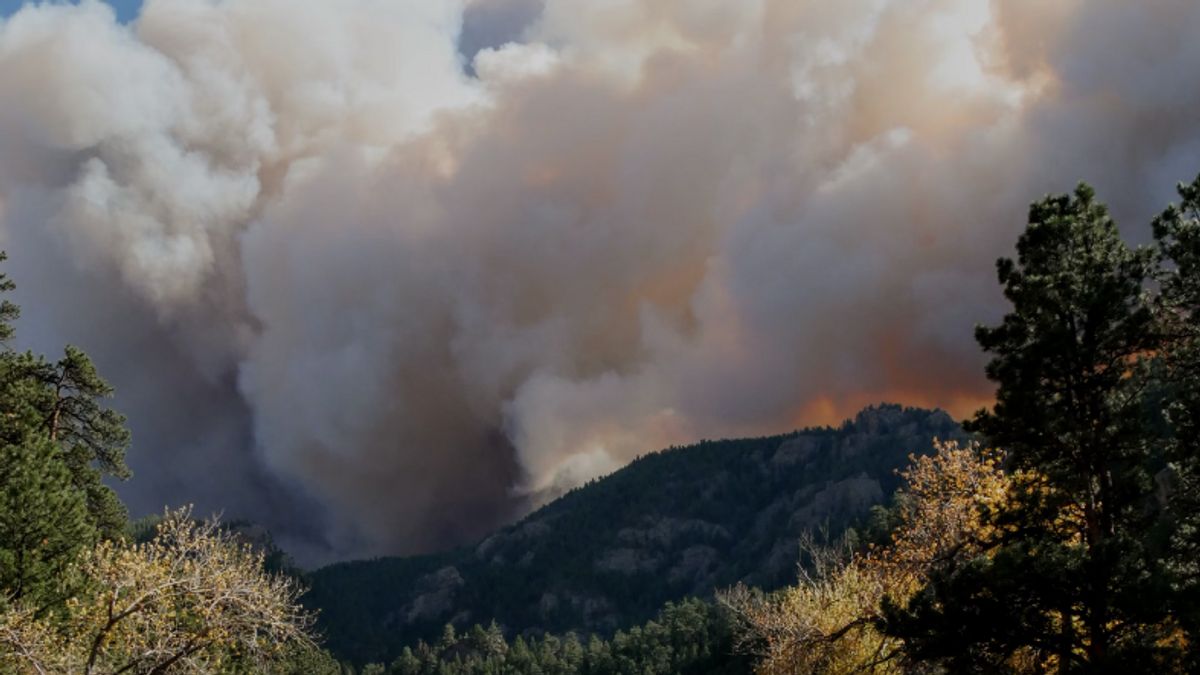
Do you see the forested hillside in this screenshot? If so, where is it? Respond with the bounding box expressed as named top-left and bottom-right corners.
top-left (356, 598), bottom-right (751, 675)
top-left (307, 405), bottom-right (965, 665)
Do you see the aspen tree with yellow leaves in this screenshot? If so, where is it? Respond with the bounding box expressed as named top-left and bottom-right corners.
top-left (724, 439), bottom-right (1010, 675)
top-left (0, 508), bottom-right (318, 674)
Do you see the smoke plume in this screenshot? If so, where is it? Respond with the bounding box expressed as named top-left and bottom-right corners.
top-left (1, 0), bottom-right (1198, 562)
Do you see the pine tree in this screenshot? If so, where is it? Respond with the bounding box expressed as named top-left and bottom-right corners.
top-left (0, 254), bottom-right (94, 607)
top-left (886, 185), bottom-right (1178, 671)
top-left (507, 636), bottom-right (536, 674)
top-left (585, 634), bottom-right (612, 674)
top-left (560, 632), bottom-right (583, 672)
top-left (391, 647), bottom-right (422, 675)
top-left (20, 345), bottom-right (131, 538)
top-left (0, 428), bottom-right (92, 607)
top-left (1152, 173), bottom-right (1200, 663)
top-left (488, 621), bottom-right (507, 655)
top-left (438, 622), bottom-right (459, 655)
top-left (0, 253), bottom-right (130, 540)
top-left (0, 252), bottom-right (18, 344)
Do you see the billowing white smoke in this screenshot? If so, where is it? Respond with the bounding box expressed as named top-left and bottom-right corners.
top-left (1, 0), bottom-right (1198, 561)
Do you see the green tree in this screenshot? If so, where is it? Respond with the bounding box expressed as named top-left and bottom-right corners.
top-left (438, 622), bottom-right (459, 655)
top-left (507, 636), bottom-right (537, 674)
top-left (391, 647), bottom-right (422, 675)
top-left (886, 185), bottom-right (1177, 671)
top-left (560, 632), bottom-right (583, 672)
top-left (0, 252), bottom-right (18, 344)
top-left (0, 253), bottom-right (98, 607)
top-left (0, 253), bottom-right (130, 541)
top-left (1153, 173), bottom-right (1200, 661)
top-left (21, 345), bottom-right (131, 538)
top-left (0, 427), bottom-right (92, 607)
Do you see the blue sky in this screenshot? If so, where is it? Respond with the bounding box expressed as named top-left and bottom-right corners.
top-left (0, 0), bottom-right (142, 23)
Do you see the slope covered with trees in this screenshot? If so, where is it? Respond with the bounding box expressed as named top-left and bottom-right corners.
top-left (359, 598), bottom-right (750, 675)
top-left (307, 405), bottom-right (966, 665)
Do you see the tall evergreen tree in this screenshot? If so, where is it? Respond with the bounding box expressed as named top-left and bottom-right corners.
top-left (0, 252), bottom-right (131, 606)
top-left (886, 185), bottom-right (1177, 671)
top-left (0, 252), bottom-right (18, 344)
top-left (0, 422), bottom-right (93, 608)
top-left (1152, 173), bottom-right (1200, 660)
top-left (0, 253), bottom-right (131, 540)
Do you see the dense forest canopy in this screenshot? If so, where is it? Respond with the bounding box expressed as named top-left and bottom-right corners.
top-left (307, 405), bottom-right (963, 664)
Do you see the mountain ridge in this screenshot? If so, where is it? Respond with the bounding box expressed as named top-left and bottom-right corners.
top-left (305, 403), bottom-right (967, 665)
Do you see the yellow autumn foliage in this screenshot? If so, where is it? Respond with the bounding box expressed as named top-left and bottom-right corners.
top-left (724, 439), bottom-right (1011, 675)
top-left (0, 507), bottom-right (316, 674)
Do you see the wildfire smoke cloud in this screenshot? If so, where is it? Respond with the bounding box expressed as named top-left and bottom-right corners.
top-left (1, 0), bottom-right (1197, 561)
